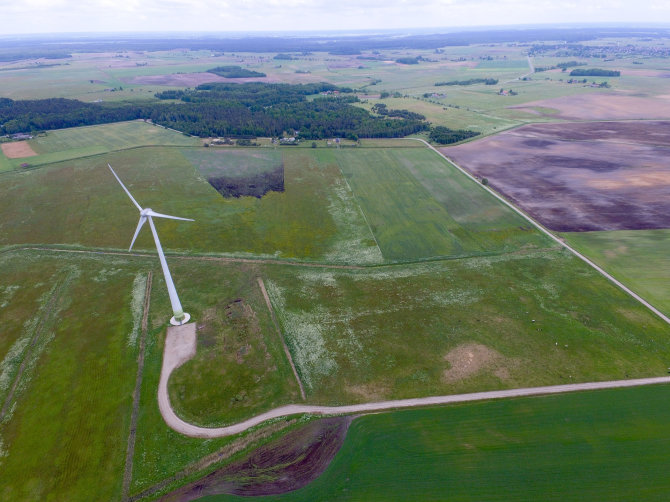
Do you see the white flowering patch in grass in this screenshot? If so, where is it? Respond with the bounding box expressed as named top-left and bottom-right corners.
top-left (0, 268), bottom-right (77, 424)
top-left (0, 285), bottom-right (19, 308)
top-left (323, 177), bottom-right (383, 265)
top-left (128, 273), bottom-right (147, 347)
top-left (265, 280), bottom-right (337, 390)
top-left (428, 289), bottom-right (483, 307)
top-left (0, 323), bottom-right (33, 403)
top-left (92, 268), bottom-right (122, 283)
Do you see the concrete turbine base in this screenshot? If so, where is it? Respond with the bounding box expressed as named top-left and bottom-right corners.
top-left (170, 312), bottom-right (191, 326)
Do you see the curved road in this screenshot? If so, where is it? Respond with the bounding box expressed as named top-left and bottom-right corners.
top-left (159, 324), bottom-right (670, 438)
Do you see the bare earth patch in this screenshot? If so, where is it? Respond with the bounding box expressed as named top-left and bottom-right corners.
top-left (160, 416), bottom-right (353, 500)
top-left (1, 141), bottom-right (37, 158)
top-left (443, 343), bottom-right (509, 383)
top-left (445, 121), bottom-right (670, 232)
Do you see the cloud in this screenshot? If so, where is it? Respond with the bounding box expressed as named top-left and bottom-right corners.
top-left (0, 0), bottom-right (663, 34)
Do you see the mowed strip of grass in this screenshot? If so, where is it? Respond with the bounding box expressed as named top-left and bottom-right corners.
top-left (0, 147), bottom-right (381, 264)
top-left (563, 229), bottom-right (670, 316)
top-left (334, 148), bottom-right (552, 261)
top-left (204, 384), bottom-right (670, 502)
top-left (0, 253), bottom-right (139, 500)
top-left (265, 248), bottom-right (670, 405)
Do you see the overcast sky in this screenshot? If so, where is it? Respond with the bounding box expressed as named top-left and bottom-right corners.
top-left (1, 0), bottom-right (669, 35)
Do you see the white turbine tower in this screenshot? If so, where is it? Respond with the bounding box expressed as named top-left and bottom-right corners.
top-left (109, 164), bottom-right (193, 326)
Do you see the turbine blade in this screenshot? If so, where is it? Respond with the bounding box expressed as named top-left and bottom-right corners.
top-left (108, 164), bottom-right (143, 211)
top-left (145, 209), bottom-right (194, 222)
top-left (129, 215), bottom-right (147, 251)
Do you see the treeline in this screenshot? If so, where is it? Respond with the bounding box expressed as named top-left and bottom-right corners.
top-left (429, 126), bottom-right (480, 145)
top-left (435, 78), bottom-right (498, 86)
top-left (207, 66), bottom-right (266, 78)
top-left (371, 103), bottom-right (425, 120)
top-left (0, 83), bottom-right (427, 139)
top-left (569, 68), bottom-right (620, 77)
top-left (535, 61), bottom-right (586, 72)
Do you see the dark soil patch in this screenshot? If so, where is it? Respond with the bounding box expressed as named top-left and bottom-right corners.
top-left (208, 164), bottom-right (284, 198)
top-left (160, 416), bottom-right (353, 501)
top-left (445, 121), bottom-right (670, 232)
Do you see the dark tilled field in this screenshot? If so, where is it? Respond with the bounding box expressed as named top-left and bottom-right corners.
top-left (445, 121), bottom-right (670, 232)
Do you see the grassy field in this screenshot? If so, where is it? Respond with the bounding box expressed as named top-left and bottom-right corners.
top-left (167, 262), bottom-right (300, 428)
top-left (334, 147), bottom-right (551, 261)
top-left (0, 121), bottom-right (199, 170)
top-left (203, 383), bottom-right (670, 501)
top-left (0, 145), bottom-right (552, 264)
top-left (564, 229), bottom-right (670, 316)
top-left (0, 250), bottom-right (303, 500)
top-left (263, 248), bottom-right (670, 405)
top-left (0, 146), bottom-right (382, 264)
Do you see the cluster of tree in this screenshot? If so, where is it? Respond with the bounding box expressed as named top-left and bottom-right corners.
top-left (206, 66), bottom-right (266, 78)
top-left (371, 103), bottom-right (425, 120)
top-left (429, 126), bottom-right (480, 144)
top-left (0, 83), bottom-right (427, 139)
top-left (435, 78), bottom-right (498, 86)
top-left (273, 54), bottom-right (294, 60)
top-left (395, 57), bottom-right (421, 65)
top-left (569, 68), bottom-right (620, 77)
top-left (535, 61), bottom-right (586, 72)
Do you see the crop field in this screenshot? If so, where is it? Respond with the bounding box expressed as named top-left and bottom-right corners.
top-left (564, 229), bottom-right (670, 316)
top-left (202, 383), bottom-right (670, 501)
top-left (334, 148), bottom-right (550, 260)
top-left (445, 120), bottom-right (670, 232)
top-left (0, 144), bottom-right (554, 264)
top-left (0, 121), bottom-right (199, 170)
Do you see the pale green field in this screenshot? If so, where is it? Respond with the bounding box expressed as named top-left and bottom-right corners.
top-left (0, 121), bottom-right (199, 170)
top-left (564, 229), bottom-right (670, 316)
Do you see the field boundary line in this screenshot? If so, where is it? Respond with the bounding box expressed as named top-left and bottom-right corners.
top-left (411, 138), bottom-right (670, 326)
top-left (257, 277), bottom-right (306, 401)
top-left (122, 271), bottom-right (153, 501)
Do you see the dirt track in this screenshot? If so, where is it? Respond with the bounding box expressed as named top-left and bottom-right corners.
top-left (158, 324), bottom-right (670, 438)
top-left (445, 121), bottom-right (670, 232)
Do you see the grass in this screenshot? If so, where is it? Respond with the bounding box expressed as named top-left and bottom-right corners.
top-left (202, 383), bottom-right (670, 501)
top-left (0, 252), bottom-right (138, 500)
top-left (167, 262), bottom-right (299, 428)
top-left (0, 147), bottom-right (382, 264)
top-left (563, 229), bottom-right (670, 316)
top-left (0, 121), bottom-right (199, 170)
top-left (334, 147), bottom-right (551, 261)
top-left (264, 248), bottom-right (670, 404)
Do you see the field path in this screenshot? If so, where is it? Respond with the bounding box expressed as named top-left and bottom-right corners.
top-left (158, 324), bottom-right (670, 438)
top-left (414, 138), bottom-right (670, 326)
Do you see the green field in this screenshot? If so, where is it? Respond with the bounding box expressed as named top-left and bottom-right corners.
top-left (203, 383), bottom-right (670, 501)
top-left (564, 229), bottom-right (670, 316)
top-left (263, 249), bottom-right (670, 405)
top-left (0, 145), bottom-right (553, 264)
top-left (0, 121), bottom-right (199, 170)
top-left (334, 148), bottom-right (550, 260)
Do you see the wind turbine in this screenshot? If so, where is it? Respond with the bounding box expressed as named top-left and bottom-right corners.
top-left (109, 164), bottom-right (193, 326)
